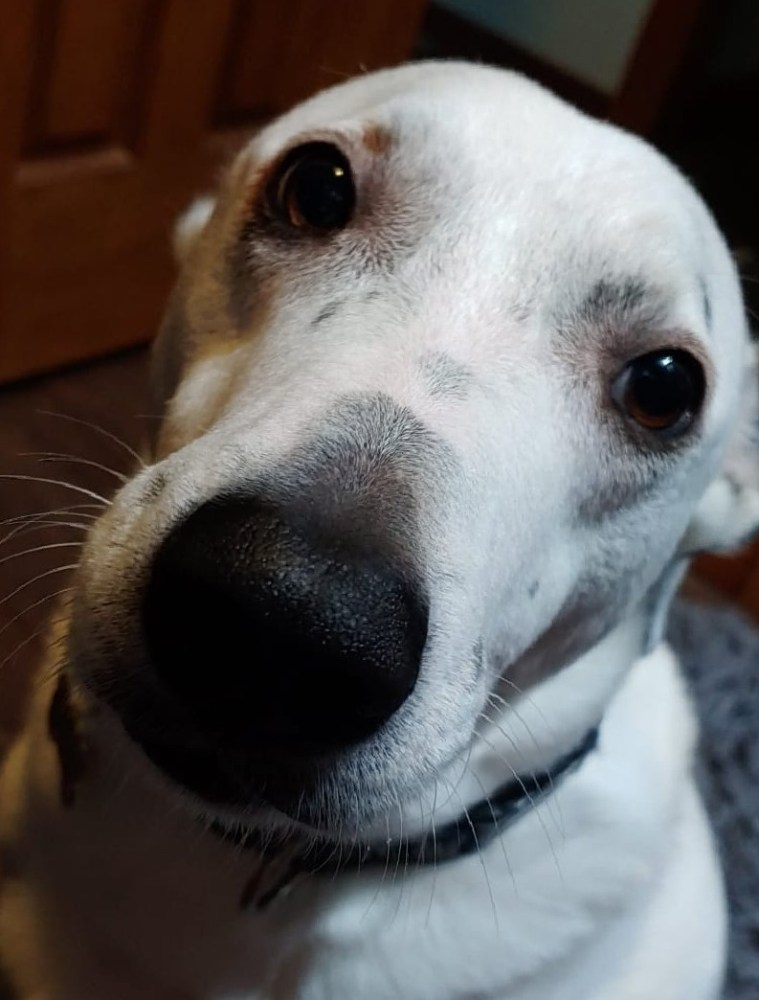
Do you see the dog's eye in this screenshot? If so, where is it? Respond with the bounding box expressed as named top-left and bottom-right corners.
top-left (270, 142), bottom-right (355, 232)
top-left (612, 349), bottom-right (706, 436)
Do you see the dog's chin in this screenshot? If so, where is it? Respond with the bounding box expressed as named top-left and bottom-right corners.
top-left (131, 730), bottom-right (251, 808)
top-left (80, 670), bottom-right (395, 838)
top-left (116, 710), bottom-right (375, 838)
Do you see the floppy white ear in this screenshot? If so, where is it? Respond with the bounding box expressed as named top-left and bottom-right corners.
top-left (172, 196), bottom-right (215, 263)
top-left (681, 343), bottom-right (759, 554)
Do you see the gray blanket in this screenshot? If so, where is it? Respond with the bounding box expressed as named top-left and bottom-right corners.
top-left (668, 600), bottom-right (759, 999)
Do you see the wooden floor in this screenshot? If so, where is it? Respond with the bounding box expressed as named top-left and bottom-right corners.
top-left (0, 348), bottom-right (148, 731)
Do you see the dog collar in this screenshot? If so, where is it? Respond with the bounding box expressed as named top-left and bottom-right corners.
top-left (216, 726), bottom-right (600, 909)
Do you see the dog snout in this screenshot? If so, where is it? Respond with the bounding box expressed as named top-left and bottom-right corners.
top-left (142, 494), bottom-right (428, 756)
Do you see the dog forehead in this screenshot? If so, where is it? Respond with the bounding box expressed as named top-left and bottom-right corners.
top-left (244, 62), bottom-right (701, 260)
top-left (195, 60), bottom-right (725, 375)
top-left (250, 62), bottom-right (664, 183)
top-left (248, 61), bottom-right (551, 154)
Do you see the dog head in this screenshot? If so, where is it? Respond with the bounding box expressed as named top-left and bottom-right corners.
top-left (67, 62), bottom-right (759, 838)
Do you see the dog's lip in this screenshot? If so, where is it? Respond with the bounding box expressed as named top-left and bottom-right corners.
top-left (87, 682), bottom-right (251, 806)
top-left (109, 695), bottom-right (335, 817)
top-left (134, 732), bottom-right (247, 806)
top-left (93, 676), bottom-right (380, 830)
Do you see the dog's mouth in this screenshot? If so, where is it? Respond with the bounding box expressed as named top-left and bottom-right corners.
top-left (131, 729), bottom-right (247, 806)
top-left (106, 682), bottom-right (345, 824)
top-left (90, 675), bottom-right (602, 914)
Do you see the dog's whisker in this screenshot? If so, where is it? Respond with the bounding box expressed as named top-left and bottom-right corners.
top-left (327, 813), bottom-right (347, 884)
top-left (0, 540), bottom-right (83, 569)
top-left (360, 807), bottom-right (396, 923)
top-left (0, 590), bottom-right (72, 644)
top-left (486, 687), bottom-right (563, 828)
top-left (23, 452), bottom-right (129, 485)
top-left (394, 796), bottom-right (406, 886)
top-left (471, 720), bottom-right (538, 805)
top-left (0, 520), bottom-right (92, 554)
top-left (484, 692), bottom-right (563, 831)
top-left (0, 503), bottom-right (101, 529)
top-left (414, 791), bottom-right (429, 878)
top-left (388, 795), bottom-right (407, 928)
top-left (0, 564), bottom-right (80, 611)
top-left (2, 512), bottom-right (96, 532)
top-left (0, 474), bottom-right (111, 507)
top-left (302, 834), bottom-right (342, 878)
top-left (484, 693), bottom-right (531, 761)
top-left (484, 693), bottom-right (563, 835)
top-left (492, 679), bottom-right (559, 744)
top-left (0, 505), bottom-right (100, 549)
top-left (0, 623), bottom-right (53, 673)
top-left (467, 766), bottom-right (519, 896)
top-left (433, 731), bottom-right (479, 816)
top-left (424, 778), bottom-right (440, 929)
top-left (36, 410), bottom-right (146, 470)
top-left (440, 772), bottom-right (500, 933)
top-left (480, 712), bottom-right (555, 822)
top-left (477, 717), bottom-right (565, 849)
top-left (480, 701), bottom-right (565, 836)
top-left (350, 789), bottom-right (362, 875)
top-left (478, 711), bottom-right (544, 790)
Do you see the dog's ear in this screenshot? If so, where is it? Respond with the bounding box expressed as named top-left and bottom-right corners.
top-left (172, 196), bottom-right (215, 264)
top-left (681, 342), bottom-right (759, 554)
top-left (145, 197), bottom-right (216, 454)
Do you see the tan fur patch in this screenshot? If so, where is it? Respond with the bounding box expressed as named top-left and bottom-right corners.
top-left (361, 123), bottom-right (392, 155)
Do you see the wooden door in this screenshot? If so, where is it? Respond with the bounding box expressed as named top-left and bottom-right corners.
top-left (0, 0), bottom-right (427, 385)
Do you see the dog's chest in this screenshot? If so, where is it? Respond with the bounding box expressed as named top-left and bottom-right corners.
top-left (1, 648), bottom-right (707, 999)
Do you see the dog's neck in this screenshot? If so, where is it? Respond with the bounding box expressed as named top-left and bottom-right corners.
top-left (210, 723), bottom-right (600, 910)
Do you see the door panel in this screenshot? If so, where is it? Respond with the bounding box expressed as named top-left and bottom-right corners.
top-left (22, 0), bottom-right (157, 157)
top-left (0, 0), bottom-right (426, 384)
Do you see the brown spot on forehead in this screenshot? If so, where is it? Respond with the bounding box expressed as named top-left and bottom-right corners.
top-left (362, 123), bottom-right (392, 155)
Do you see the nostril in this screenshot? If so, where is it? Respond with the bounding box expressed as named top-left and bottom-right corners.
top-left (142, 495), bottom-right (427, 754)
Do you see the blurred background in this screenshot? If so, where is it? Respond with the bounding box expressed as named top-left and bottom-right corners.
top-left (0, 2), bottom-right (758, 994)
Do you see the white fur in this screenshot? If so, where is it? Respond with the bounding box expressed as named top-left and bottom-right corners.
top-left (2, 61), bottom-right (756, 999)
top-left (171, 196), bottom-right (215, 263)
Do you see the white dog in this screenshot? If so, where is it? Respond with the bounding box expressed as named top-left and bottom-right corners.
top-left (1, 61), bottom-right (758, 1000)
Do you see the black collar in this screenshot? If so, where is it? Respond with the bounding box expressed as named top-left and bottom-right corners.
top-left (214, 726), bottom-right (600, 909)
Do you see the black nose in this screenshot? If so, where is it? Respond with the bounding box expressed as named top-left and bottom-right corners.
top-left (142, 495), bottom-right (427, 755)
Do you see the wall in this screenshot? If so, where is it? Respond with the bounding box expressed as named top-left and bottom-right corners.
top-left (435, 0), bottom-right (654, 94)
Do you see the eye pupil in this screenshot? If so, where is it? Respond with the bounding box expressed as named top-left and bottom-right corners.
top-left (274, 142), bottom-right (354, 231)
top-left (614, 349), bottom-right (705, 435)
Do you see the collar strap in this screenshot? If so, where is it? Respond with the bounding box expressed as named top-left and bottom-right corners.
top-left (216, 726), bottom-right (599, 907)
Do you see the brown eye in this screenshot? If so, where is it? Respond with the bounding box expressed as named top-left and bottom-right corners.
top-left (612, 349), bottom-right (706, 436)
top-left (270, 142), bottom-right (354, 232)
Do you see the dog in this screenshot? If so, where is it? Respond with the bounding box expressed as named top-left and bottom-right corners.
top-left (1, 60), bottom-right (758, 999)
